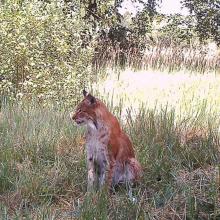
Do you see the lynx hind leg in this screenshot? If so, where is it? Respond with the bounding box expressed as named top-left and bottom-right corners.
top-left (128, 158), bottom-right (142, 182)
top-left (113, 158), bottom-right (142, 186)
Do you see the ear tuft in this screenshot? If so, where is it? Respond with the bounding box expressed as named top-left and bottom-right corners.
top-left (83, 89), bottom-right (88, 97)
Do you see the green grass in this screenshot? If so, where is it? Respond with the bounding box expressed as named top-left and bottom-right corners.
top-left (0, 70), bottom-right (220, 219)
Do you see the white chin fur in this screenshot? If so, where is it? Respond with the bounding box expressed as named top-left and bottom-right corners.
top-left (87, 121), bottom-right (97, 130)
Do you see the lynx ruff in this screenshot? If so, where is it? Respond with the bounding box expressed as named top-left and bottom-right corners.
top-left (70, 90), bottom-right (142, 190)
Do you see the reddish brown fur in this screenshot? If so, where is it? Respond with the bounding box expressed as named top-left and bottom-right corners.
top-left (70, 91), bottom-right (142, 189)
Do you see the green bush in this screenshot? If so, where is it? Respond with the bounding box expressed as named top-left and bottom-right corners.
top-left (0, 0), bottom-right (94, 105)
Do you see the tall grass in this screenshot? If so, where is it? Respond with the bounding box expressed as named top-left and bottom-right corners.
top-left (0, 76), bottom-right (219, 218)
top-left (93, 40), bottom-right (219, 73)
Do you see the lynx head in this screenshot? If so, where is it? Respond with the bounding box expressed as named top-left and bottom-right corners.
top-left (70, 90), bottom-right (98, 129)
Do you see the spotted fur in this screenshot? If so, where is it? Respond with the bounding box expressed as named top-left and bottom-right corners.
top-left (70, 90), bottom-right (142, 190)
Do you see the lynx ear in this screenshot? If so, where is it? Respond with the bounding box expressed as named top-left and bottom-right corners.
top-left (83, 89), bottom-right (88, 97)
top-left (87, 94), bottom-right (96, 104)
top-left (83, 89), bottom-right (96, 104)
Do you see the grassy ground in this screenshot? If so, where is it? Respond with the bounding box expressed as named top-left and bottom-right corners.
top-left (0, 69), bottom-right (220, 219)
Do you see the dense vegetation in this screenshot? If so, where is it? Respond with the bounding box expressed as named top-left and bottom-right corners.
top-left (0, 0), bottom-right (219, 103)
top-left (0, 0), bottom-right (219, 219)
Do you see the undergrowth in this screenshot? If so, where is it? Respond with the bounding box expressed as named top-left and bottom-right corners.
top-left (0, 93), bottom-right (219, 219)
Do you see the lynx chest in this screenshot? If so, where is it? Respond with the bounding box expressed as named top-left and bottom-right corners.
top-left (85, 122), bottom-right (110, 163)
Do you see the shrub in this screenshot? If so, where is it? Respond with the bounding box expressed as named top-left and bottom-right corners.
top-left (0, 0), bottom-right (94, 105)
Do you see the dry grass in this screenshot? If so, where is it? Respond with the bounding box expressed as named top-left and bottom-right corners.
top-left (93, 40), bottom-right (220, 73)
top-left (154, 166), bottom-right (219, 219)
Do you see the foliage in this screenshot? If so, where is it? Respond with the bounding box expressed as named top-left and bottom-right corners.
top-left (0, 0), bottom-right (94, 104)
top-left (181, 0), bottom-right (220, 45)
top-left (158, 14), bottom-right (197, 44)
top-left (0, 0), bottom-right (219, 104)
top-left (61, 0), bottom-right (220, 48)
top-left (90, 1), bottom-right (219, 73)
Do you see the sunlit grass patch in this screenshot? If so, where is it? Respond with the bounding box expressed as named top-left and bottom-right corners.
top-left (98, 69), bottom-right (220, 119)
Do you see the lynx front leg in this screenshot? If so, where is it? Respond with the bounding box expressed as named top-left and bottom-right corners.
top-left (98, 159), bottom-right (108, 188)
top-left (107, 156), bottom-right (116, 190)
top-left (87, 158), bottom-right (96, 191)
